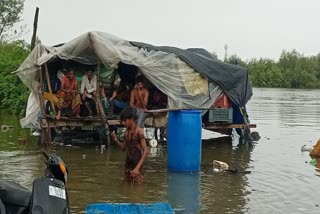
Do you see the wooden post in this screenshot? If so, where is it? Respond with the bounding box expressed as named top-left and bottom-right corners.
top-left (31, 7), bottom-right (39, 51)
top-left (239, 107), bottom-right (252, 142)
top-left (44, 63), bottom-right (56, 115)
top-left (96, 62), bottom-right (105, 118)
top-left (39, 66), bottom-right (50, 147)
top-left (88, 33), bottom-right (110, 147)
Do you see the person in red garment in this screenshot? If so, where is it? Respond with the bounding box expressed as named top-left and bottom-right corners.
top-left (56, 69), bottom-right (81, 120)
top-left (111, 107), bottom-right (148, 184)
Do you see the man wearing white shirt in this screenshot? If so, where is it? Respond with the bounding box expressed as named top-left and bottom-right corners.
top-left (81, 68), bottom-right (97, 116)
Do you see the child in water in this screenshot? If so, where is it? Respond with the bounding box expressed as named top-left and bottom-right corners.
top-left (111, 107), bottom-right (148, 184)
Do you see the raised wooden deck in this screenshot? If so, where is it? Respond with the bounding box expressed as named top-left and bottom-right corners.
top-left (42, 115), bottom-right (121, 128)
top-left (203, 123), bottom-right (256, 129)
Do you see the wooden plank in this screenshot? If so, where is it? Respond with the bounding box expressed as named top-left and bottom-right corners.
top-left (146, 108), bottom-right (211, 113)
top-left (44, 118), bottom-right (121, 128)
top-left (204, 123), bottom-right (256, 129)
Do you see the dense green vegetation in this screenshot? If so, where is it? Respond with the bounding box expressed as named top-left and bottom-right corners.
top-left (0, 0), bottom-right (29, 115)
top-left (226, 50), bottom-right (320, 88)
top-left (0, 41), bottom-right (30, 115)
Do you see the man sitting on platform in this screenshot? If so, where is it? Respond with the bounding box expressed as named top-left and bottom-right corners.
top-left (80, 68), bottom-right (97, 116)
top-left (56, 68), bottom-right (81, 120)
top-left (109, 79), bottom-right (130, 115)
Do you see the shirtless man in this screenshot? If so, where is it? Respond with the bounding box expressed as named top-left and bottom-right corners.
top-left (111, 107), bottom-right (148, 184)
top-left (130, 76), bottom-right (149, 128)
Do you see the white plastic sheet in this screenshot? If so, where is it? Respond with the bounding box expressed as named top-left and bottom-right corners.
top-left (15, 31), bottom-right (222, 128)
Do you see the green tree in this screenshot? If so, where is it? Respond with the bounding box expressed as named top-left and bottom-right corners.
top-left (0, 0), bottom-right (25, 40)
top-left (0, 40), bottom-right (30, 115)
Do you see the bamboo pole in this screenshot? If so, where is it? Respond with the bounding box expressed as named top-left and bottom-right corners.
top-left (88, 33), bottom-right (110, 147)
top-left (31, 7), bottom-right (39, 51)
top-left (44, 63), bottom-right (56, 115)
top-left (96, 62), bottom-right (106, 118)
top-left (39, 66), bottom-right (44, 146)
top-left (39, 66), bottom-right (51, 147)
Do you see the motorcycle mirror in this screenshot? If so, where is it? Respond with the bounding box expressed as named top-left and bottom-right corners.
top-left (41, 150), bottom-right (50, 161)
top-left (40, 150), bottom-right (68, 184)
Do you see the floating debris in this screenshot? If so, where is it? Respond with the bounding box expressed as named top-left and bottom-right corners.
top-left (1, 125), bottom-right (15, 132)
top-left (251, 131), bottom-right (261, 141)
top-left (301, 145), bottom-right (313, 152)
top-left (212, 160), bottom-right (229, 172)
top-left (17, 138), bottom-right (27, 145)
top-left (149, 137), bottom-right (158, 148)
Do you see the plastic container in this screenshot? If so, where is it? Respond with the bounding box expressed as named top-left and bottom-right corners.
top-left (213, 94), bottom-right (231, 108)
top-left (85, 202), bottom-right (174, 214)
top-left (208, 108), bottom-right (233, 123)
top-left (168, 110), bottom-right (202, 171)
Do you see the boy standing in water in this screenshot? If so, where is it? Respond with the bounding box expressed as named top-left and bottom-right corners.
top-left (111, 107), bottom-right (148, 184)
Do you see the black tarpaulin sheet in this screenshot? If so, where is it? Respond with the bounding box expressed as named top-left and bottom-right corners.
top-left (130, 41), bottom-right (252, 107)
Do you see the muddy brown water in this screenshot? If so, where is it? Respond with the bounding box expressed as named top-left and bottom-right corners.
top-left (1, 88), bottom-right (320, 213)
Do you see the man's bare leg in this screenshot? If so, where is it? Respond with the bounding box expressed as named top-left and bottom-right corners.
top-left (85, 101), bottom-right (93, 116)
top-left (55, 110), bottom-right (61, 120)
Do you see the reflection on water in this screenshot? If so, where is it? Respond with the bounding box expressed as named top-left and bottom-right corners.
top-left (167, 172), bottom-right (201, 213)
top-left (1, 88), bottom-right (320, 213)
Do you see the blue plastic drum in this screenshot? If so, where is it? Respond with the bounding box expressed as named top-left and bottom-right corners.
top-left (167, 110), bottom-right (202, 171)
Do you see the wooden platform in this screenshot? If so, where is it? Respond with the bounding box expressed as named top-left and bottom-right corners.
top-left (203, 123), bottom-right (256, 130)
top-left (42, 114), bottom-right (121, 128)
top-left (203, 123), bottom-right (256, 136)
top-left (42, 114), bottom-right (256, 130)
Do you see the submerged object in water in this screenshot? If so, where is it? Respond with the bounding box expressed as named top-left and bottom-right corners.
top-left (212, 160), bottom-right (229, 172)
top-left (212, 160), bottom-right (251, 174)
top-left (251, 131), bottom-right (261, 141)
top-left (149, 137), bottom-right (158, 148)
top-left (1, 125), bottom-right (14, 132)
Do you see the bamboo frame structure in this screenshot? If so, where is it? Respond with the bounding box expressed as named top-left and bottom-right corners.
top-left (39, 66), bottom-right (52, 148)
top-left (44, 63), bottom-right (56, 115)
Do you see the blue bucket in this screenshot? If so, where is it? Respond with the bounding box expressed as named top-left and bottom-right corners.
top-left (85, 202), bottom-right (174, 214)
top-left (168, 110), bottom-right (202, 171)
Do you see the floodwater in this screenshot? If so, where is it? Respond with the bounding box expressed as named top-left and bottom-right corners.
top-left (1, 88), bottom-right (320, 214)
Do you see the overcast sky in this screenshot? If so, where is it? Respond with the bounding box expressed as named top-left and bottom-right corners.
top-left (21, 0), bottom-right (320, 60)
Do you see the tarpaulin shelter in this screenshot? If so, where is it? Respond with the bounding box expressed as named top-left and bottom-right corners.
top-left (14, 31), bottom-right (252, 130)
